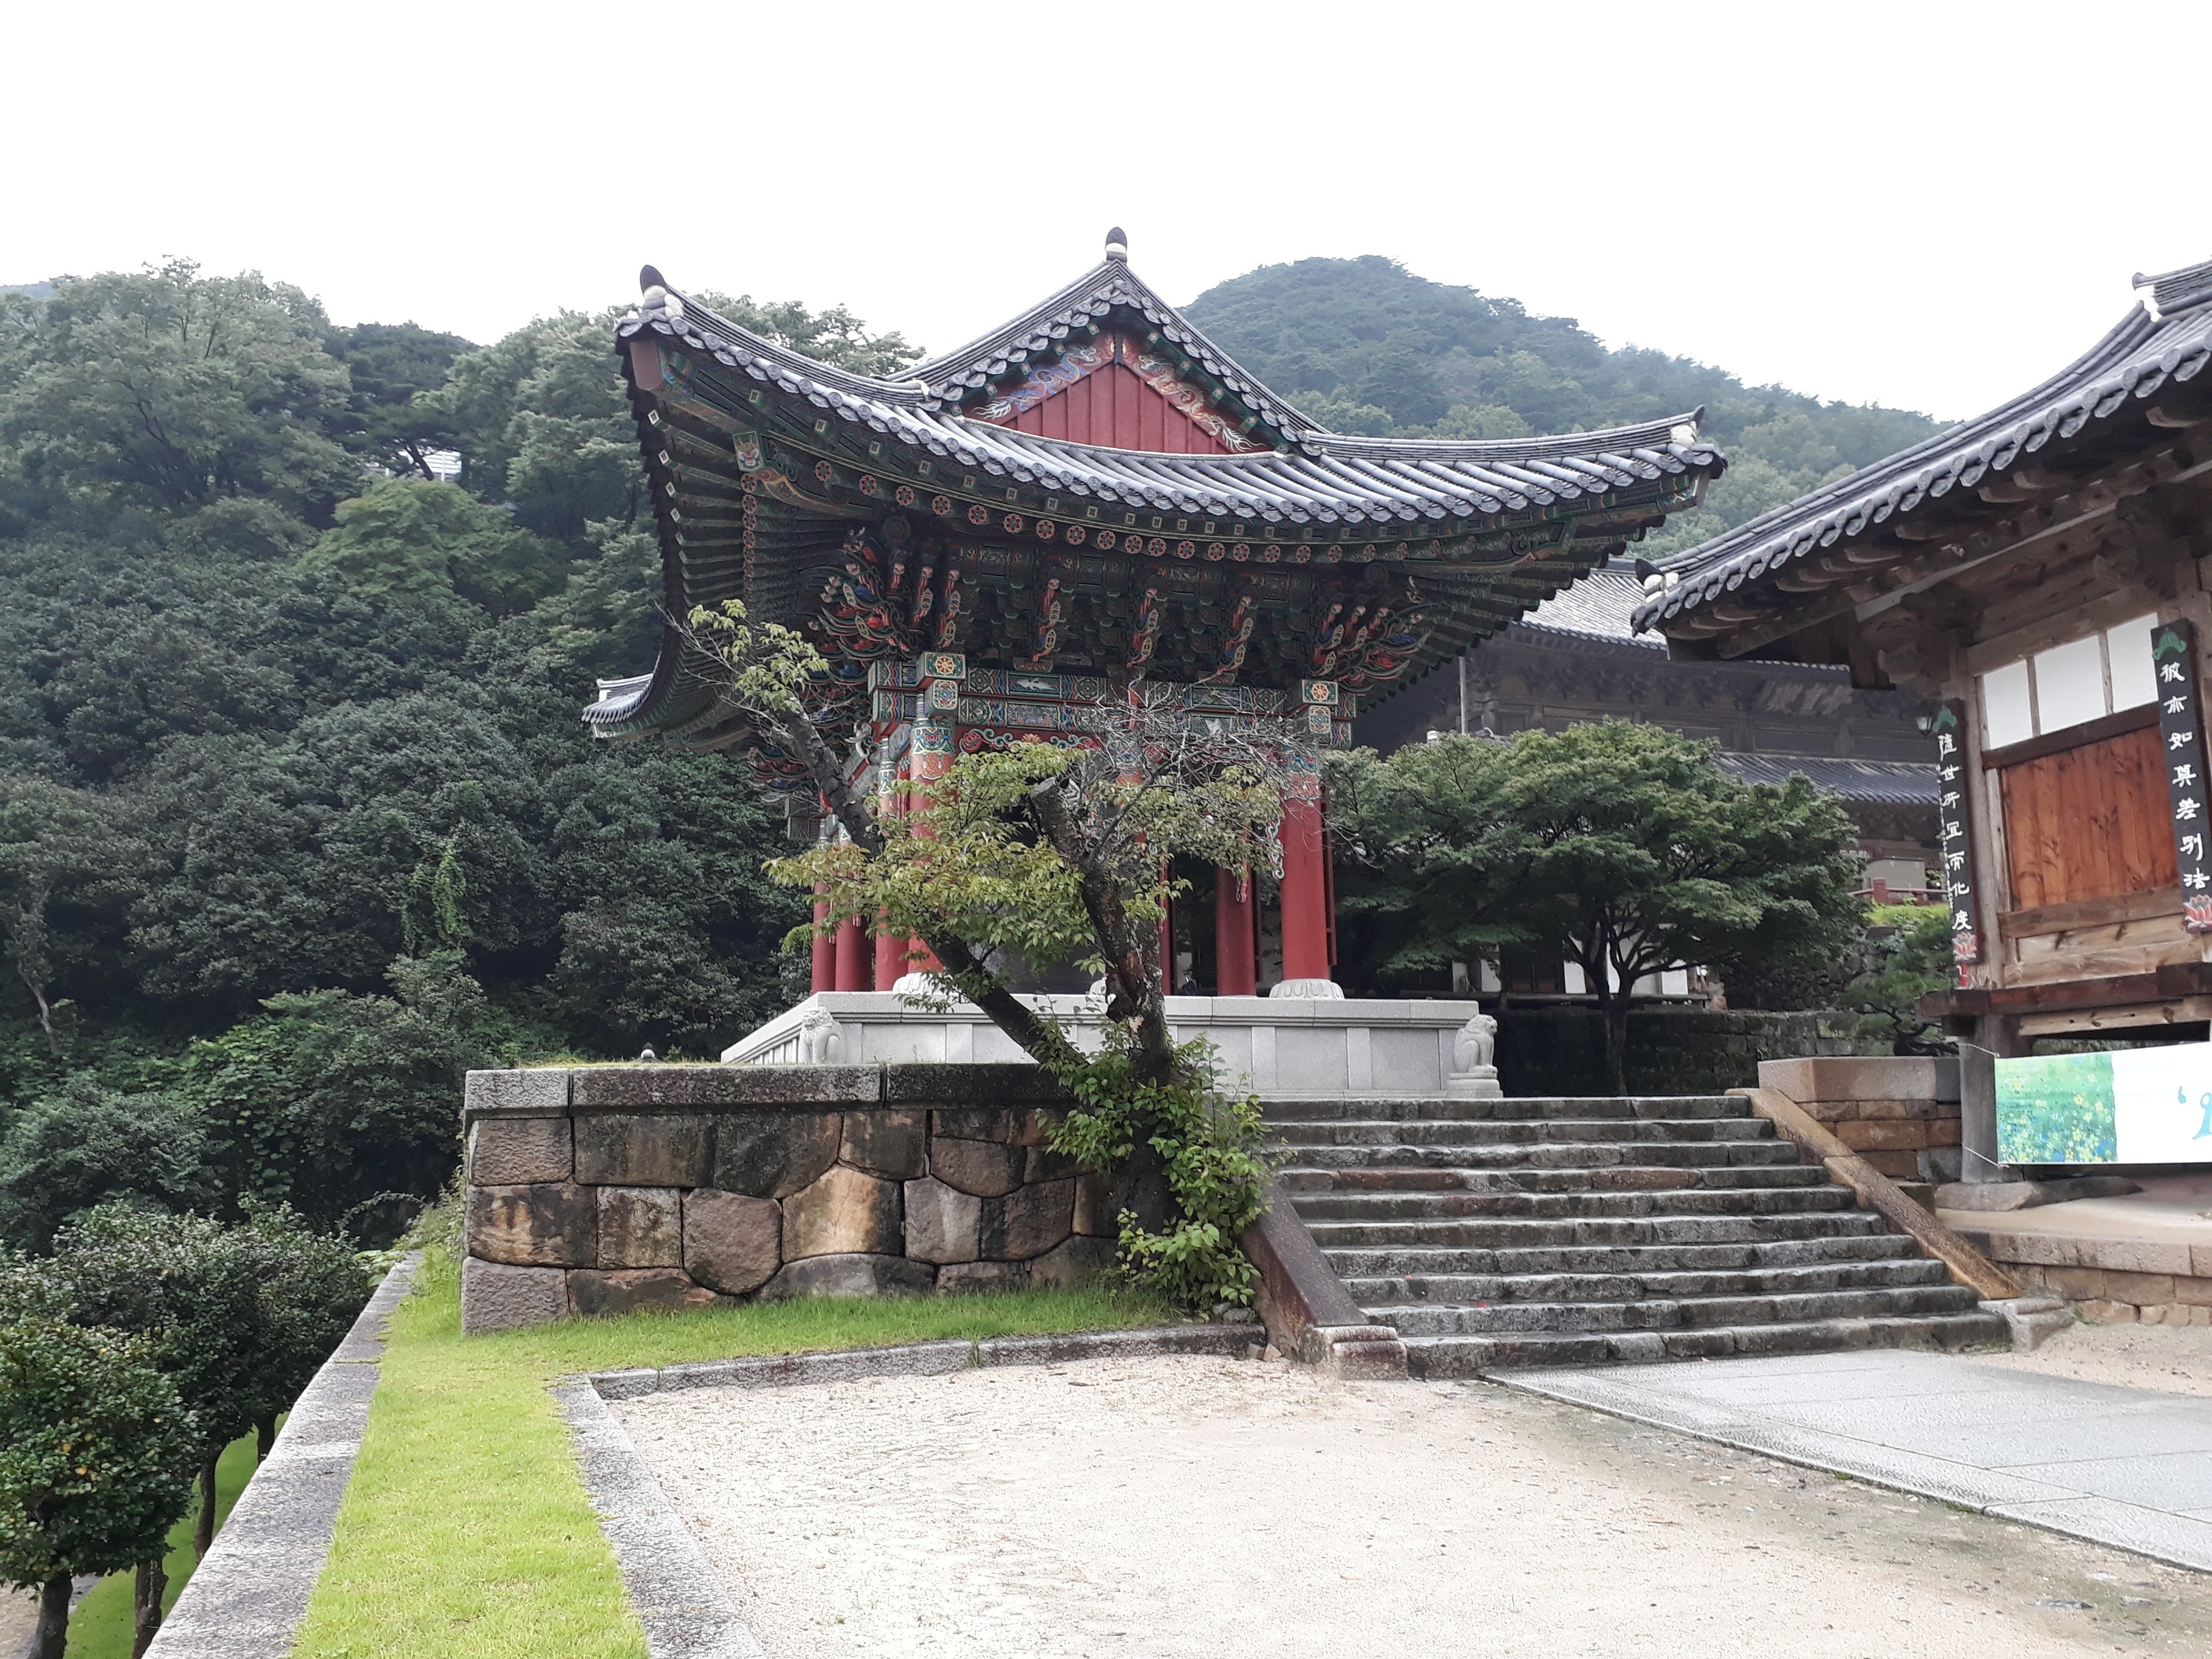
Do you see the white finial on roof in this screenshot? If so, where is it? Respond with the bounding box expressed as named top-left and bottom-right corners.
top-left (1104, 226), bottom-right (1129, 264)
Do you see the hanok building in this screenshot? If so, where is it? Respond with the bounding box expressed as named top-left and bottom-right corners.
top-left (1636, 256), bottom-right (2212, 1067)
top-left (589, 231), bottom-right (1725, 1013)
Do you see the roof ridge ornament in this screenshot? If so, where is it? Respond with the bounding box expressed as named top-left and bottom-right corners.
top-left (1104, 226), bottom-right (1129, 264)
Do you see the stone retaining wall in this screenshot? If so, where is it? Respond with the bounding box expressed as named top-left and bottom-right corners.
top-left (1756, 1055), bottom-right (1963, 1184)
top-left (1498, 1010), bottom-right (1885, 1097)
top-left (461, 1064), bottom-right (1112, 1334)
top-left (1949, 1228), bottom-right (2212, 1327)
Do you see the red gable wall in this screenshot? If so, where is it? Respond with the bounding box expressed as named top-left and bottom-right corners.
top-left (1006, 362), bottom-right (1236, 454)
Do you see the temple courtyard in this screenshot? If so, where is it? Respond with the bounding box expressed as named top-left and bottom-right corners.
top-left (615, 1325), bottom-right (2212, 1657)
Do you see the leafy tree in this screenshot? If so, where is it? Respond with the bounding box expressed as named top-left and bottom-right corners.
top-left (300, 477), bottom-right (566, 617)
top-left (0, 1080), bottom-right (213, 1252)
top-left (236, 1205), bottom-right (372, 1458)
top-left (326, 321), bottom-right (473, 480)
top-left (0, 779), bottom-right (146, 1053)
top-left (0, 260), bottom-right (361, 532)
top-left (0, 1309), bottom-right (196, 1659)
top-left (1331, 724), bottom-right (1864, 1093)
top-left (1848, 903), bottom-right (1954, 1056)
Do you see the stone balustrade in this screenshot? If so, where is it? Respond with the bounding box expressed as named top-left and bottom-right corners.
top-left (460, 1064), bottom-right (1114, 1334)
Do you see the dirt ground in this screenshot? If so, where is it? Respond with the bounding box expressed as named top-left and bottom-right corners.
top-left (0, 1590), bottom-right (30, 1655)
top-left (616, 1355), bottom-right (2212, 1658)
top-left (1976, 1317), bottom-right (2212, 1400)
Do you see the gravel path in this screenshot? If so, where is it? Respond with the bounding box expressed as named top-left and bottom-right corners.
top-left (1976, 1319), bottom-right (2212, 1400)
top-left (615, 1356), bottom-right (2212, 1657)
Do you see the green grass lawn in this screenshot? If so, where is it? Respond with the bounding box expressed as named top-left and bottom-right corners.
top-left (287, 1249), bottom-right (1175, 1659)
top-left (67, 1428), bottom-right (263, 1657)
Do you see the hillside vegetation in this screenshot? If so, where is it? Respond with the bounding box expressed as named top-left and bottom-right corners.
top-left (1186, 255), bottom-right (1945, 556)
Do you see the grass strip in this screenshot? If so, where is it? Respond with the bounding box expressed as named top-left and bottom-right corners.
top-left (65, 1429), bottom-right (261, 1656)
top-left (288, 1249), bottom-right (1173, 1659)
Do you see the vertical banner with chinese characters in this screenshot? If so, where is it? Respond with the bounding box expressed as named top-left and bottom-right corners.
top-left (1930, 700), bottom-right (1982, 972)
top-left (2150, 619), bottom-right (2212, 932)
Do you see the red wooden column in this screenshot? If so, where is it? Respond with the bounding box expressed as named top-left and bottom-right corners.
top-left (903, 652), bottom-right (965, 979)
top-left (833, 913), bottom-right (869, 991)
top-left (1215, 864), bottom-right (1258, 996)
top-left (1273, 681), bottom-right (1342, 997)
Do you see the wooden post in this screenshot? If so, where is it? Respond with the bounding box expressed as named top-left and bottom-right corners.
top-left (810, 885), bottom-right (834, 993)
top-left (1216, 864), bottom-right (1258, 995)
top-left (905, 652), bottom-right (965, 978)
top-left (1275, 681), bottom-right (1342, 996)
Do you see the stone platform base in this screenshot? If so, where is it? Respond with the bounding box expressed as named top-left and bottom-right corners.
top-left (726, 992), bottom-right (1488, 1100)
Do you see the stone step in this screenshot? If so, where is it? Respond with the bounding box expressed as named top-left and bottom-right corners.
top-left (1268, 1116), bottom-right (1777, 1148)
top-left (1320, 1233), bottom-right (1926, 1280)
top-left (1274, 1141), bottom-right (1807, 1177)
top-left (1275, 1163), bottom-right (1832, 1195)
top-left (1373, 1280), bottom-right (1984, 1336)
top-left (1340, 1256), bottom-right (1955, 1306)
top-left (1304, 1211), bottom-right (1890, 1250)
top-left (1262, 1095), bottom-right (1747, 1124)
top-left (1399, 1311), bottom-right (2009, 1374)
top-left (1288, 1185), bottom-right (1859, 1223)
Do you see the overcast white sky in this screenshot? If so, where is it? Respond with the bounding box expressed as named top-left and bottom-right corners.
top-left (10, 1), bottom-right (2203, 423)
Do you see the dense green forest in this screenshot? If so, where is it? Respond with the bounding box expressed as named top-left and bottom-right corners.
top-left (0, 252), bottom-right (1935, 1246)
top-left (1185, 255), bottom-right (1945, 555)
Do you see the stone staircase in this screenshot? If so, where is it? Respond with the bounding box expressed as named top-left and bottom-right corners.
top-left (1267, 1092), bottom-right (2007, 1376)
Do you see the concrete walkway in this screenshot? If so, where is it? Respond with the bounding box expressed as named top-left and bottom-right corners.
top-left (1509, 1348), bottom-right (2212, 1572)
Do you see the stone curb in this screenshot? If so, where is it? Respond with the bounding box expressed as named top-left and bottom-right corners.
top-left (561, 1324), bottom-right (1263, 1659)
top-left (142, 1253), bottom-right (417, 1659)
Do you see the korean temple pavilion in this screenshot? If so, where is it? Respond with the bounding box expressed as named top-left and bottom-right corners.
top-left (587, 231), bottom-right (1723, 1048)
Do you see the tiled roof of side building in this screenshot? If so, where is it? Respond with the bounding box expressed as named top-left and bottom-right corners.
top-left (1714, 753), bottom-right (1937, 806)
top-left (1634, 255), bottom-right (2212, 634)
top-left (1515, 570), bottom-right (1664, 650)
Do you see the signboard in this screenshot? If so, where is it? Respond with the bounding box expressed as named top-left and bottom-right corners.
top-left (1929, 700), bottom-right (1981, 969)
top-left (2148, 619), bottom-right (2212, 932)
top-left (1995, 1043), bottom-right (2212, 1164)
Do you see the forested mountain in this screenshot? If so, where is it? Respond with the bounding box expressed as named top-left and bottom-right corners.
top-left (0, 250), bottom-right (1931, 1247)
top-left (1186, 256), bottom-right (1946, 556)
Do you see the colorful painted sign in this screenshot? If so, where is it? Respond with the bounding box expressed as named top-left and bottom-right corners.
top-left (1929, 699), bottom-right (1981, 968)
top-left (1995, 1043), bottom-right (2212, 1164)
top-left (2148, 619), bottom-right (2212, 932)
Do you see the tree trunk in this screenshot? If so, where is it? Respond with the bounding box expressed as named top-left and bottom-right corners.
top-left (33, 1574), bottom-right (69, 1659)
top-left (256, 1415), bottom-right (278, 1461)
top-left (1598, 988), bottom-right (1631, 1097)
top-left (193, 1452), bottom-right (219, 1558)
top-left (131, 1558), bottom-right (168, 1657)
top-left (16, 962), bottom-right (57, 1059)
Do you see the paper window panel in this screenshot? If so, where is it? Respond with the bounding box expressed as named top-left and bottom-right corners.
top-left (2031, 634), bottom-right (2107, 733)
top-left (1981, 659), bottom-right (2034, 749)
top-left (2107, 612), bottom-right (2161, 711)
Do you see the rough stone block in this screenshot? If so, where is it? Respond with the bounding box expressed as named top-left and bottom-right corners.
top-left (2140, 1302), bottom-right (2171, 1325)
top-left (904, 1177), bottom-right (981, 1265)
top-left (460, 1257), bottom-right (569, 1334)
top-left (2041, 1266), bottom-right (2108, 1299)
top-left (1858, 1148), bottom-right (1920, 1179)
top-left (683, 1188), bottom-right (782, 1296)
top-left (1834, 1119), bottom-right (1932, 1152)
top-left (1758, 1055), bottom-right (1959, 1103)
top-left (930, 1108), bottom-right (1056, 1147)
top-left (2079, 1299), bottom-right (2139, 1324)
top-left (841, 1110), bottom-right (925, 1179)
top-left (760, 1253), bottom-right (936, 1299)
top-left (1073, 1171), bottom-right (1117, 1237)
top-left (467, 1182), bottom-right (595, 1266)
top-left (713, 1112), bottom-right (842, 1198)
top-left (982, 1178), bottom-right (1075, 1261)
top-left (573, 1114), bottom-right (713, 1187)
top-left (936, 1260), bottom-right (1032, 1295)
top-left (597, 1186), bottom-right (682, 1268)
top-left (2177, 1274), bottom-right (2212, 1307)
top-left (2196, 1245), bottom-right (2212, 1279)
top-left (929, 1137), bottom-right (1025, 1197)
top-left (1028, 1234), bottom-right (1115, 1287)
top-left (569, 1267), bottom-right (720, 1319)
top-left (783, 1164), bottom-right (902, 1259)
top-left (2188, 1304), bottom-right (2212, 1327)
top-left (467, 1116), bottom-right (573, 1185)
top-left (886, 1063), bottom-right (1068, 1108)
top-left (1024, 1145), bottom-right (1083, 1183)
top-left (572, 1064), bottom-right (879, 1109)
top-left (465, 1067), bottom-right (571, 1117)
top-left (2102, 1271), bottom-right (2177, 1307)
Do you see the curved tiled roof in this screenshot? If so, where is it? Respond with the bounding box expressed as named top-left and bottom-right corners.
top-left (1713, 753), bottom-right (1936, 806)
top-left (1635, 255), bottom-right (2212, 634)
top-left (619, 288), bottom-right (1719, 532)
